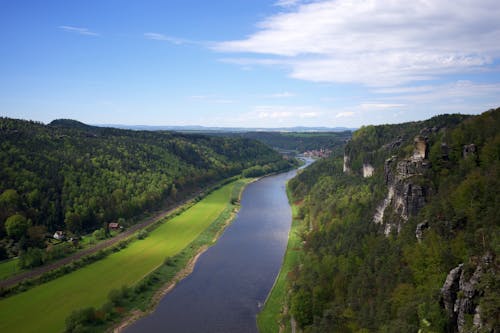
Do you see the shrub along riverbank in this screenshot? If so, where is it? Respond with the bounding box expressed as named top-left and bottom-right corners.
top-left (257, 187), bottom-right (305, 333)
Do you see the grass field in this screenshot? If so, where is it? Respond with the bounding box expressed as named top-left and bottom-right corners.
top-left (0, 259), bottom-right (20, 281)
top-left (0, 181), bottom-right (236, 333)
top-left (257, 188), bottom-right (303, 333)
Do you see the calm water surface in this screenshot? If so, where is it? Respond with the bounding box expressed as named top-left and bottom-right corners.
top-left (126, 164), bottom-right (309, 333)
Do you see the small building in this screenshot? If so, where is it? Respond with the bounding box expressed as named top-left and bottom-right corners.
top-left (108, 222), bottom-right (121, 230)
top-left (53, 231), bottom-right (65, 240)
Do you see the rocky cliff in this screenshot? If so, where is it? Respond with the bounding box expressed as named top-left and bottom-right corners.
top-left (441, 253), bottom-right (497, 333)
top-left (373, 135), bottom-right (431, 235)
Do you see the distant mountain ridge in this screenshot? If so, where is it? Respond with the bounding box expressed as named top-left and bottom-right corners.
top-left (95, 124), bottom-right (356, 133)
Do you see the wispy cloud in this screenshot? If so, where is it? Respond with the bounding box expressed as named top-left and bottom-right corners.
top-left (59, 25), bottom-right (99, 36)
top-left (144, 32), bottom-right (199, 45)
top-left (360, 103), bottom-right (405, 110)
top-left (214, 0), bottom-right (500, 87)
top-left (379, 81), bottom-right (500, 105)
top-left (254, 105), bottom-right (323, 121)
top-left (335, 111), bottom-right (355, 118)
top-left (274, 0), bottom-right (301, 7)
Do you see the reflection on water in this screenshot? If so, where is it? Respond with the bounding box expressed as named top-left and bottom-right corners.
top-left (126, 161), bottom-right (312, 333)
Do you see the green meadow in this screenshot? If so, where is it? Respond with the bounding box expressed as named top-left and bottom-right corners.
top-left (0, 259), bottom-right (20, 281)
top-left (0, 181), bottom-right (236, 333)
top-left (257, 189), bottom-right (303, 333)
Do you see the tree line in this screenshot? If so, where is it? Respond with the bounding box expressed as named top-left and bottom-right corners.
top-left (0, 118), bottom-right (293, 263)
top-left (286, 108), bottom-right (499, 332)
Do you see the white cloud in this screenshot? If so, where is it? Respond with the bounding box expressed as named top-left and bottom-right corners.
top-left (214, 0), bottom-right (500, 86)
top-left (335, 111), bottom-right (355, 118)
top-left (379, 80), bottom-right (500, 104)
top-left (299, 111), bottom-right (319, 118)
top-left (59, 25), bottom-right (99, 36)
top-left (258, 110), bottom-right (293, 119)
top-left (274, 0), bottom-right (301, 7)
top-left (254, 105), bottom-right (323, 121)
top-left (144, 32), bottom-right (195, 45)
top-left (360, 103), bottom-right (405, 109)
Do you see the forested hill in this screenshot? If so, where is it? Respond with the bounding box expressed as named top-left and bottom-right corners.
top-left (287, 108), bottom-right (499, 332)
top-left (0, 117), bottom-right (292, 257)
top-left (210, 131), bottom-right (351, 155)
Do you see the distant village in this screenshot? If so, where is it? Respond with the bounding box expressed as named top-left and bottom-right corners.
top-left (300, 148), bottom-right (332, 159)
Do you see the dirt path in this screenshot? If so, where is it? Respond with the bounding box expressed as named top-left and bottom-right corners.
top-left (0, 188), bottom-right (206, 289)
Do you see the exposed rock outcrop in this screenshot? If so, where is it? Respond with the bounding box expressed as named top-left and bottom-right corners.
top-left (463, 144), bottom-right (477, 158)
top-left (373, 136), bottom-right (430, 235)
top-left (413, 135), bottom-right (428, 159)
top-left (440, 253), bottom-right (495, 333)
top-left (343, 154), bottom-right (351, 174)
top-left (441, 264), bottom-right (463, 324)
top-left (362, 163), bottom-right (374, 178)
top-left (415, 221), bottom-right (429, 242)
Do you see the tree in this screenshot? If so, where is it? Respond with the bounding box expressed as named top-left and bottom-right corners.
top-left (27, 225), bottom-right (47, 248)
top-left (5, 214), bottom-right (31, 240)
top-left (65, 212), bottom-right (82, 235)
top-left (18, 247), bottom-right (44, 268)
top-left (0, 189), bottom-right (20, 210)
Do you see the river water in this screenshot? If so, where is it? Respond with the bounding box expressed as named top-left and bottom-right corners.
top-left (126, 163), bottom-right (309, 333)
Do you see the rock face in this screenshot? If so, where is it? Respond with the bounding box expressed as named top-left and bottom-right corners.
top-left (373, 136), bottom-right (430, 235)
top-left (440, 253), bottom-right (494, 333)
top-left (441, 142), bottom-right (450, 160)
top-left (413, 135), bottom-right (428, 159)
top-left (343, 154), bottom-right (351, 174)
top-left (362, 163), bottom-right (374, 178)
top-left (415, 221), bottom-right (429, 242)
top-left (463, 144), bottom-right (477, 158)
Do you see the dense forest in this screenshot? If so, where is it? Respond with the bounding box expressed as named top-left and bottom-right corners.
top-left (287, 108), bottom-right (499, 332)
top-left (211, 131), bottom-right (351, 155)
top-left (0, 118), bottom-right (293, 261)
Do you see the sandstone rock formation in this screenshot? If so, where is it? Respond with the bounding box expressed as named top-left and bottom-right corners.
top-left (441, 253), bottom-right (495, 333)
top-left (373, 136), bottom-right (430, 235)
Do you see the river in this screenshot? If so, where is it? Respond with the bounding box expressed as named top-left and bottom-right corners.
top-left (126, 161), bottom-right (310, 333)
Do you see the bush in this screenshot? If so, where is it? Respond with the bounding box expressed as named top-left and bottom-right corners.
top-left (18, 247), bottom-right (44, 268)
top-left (136, 229), bottom-right (148, 240)
top-left (92, 228), bottom-right (106, 241)
top-left (65, 307), bottom-right (100, 332)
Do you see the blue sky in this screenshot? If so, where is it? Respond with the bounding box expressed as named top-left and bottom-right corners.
top-left (1, 0), bottom-right (499, 128)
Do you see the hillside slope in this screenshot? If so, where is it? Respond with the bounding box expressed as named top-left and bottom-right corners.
top-left (287, 108), bottom-right (499, 332)
top-left (0, 118), bottom-right (292, 259)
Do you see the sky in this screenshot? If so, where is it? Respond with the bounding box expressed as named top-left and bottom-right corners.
top-left (1, 0), bottom-right (499, 128)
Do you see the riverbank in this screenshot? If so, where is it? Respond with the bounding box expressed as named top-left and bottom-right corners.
top-left (112, 179), bottom-right (253, 332)
top-left (0, 176), bottom-right (236, 291)
top-left (257, 187), bottom-right (305, 333)
top-left (0, 179), bottom-right (249, 333)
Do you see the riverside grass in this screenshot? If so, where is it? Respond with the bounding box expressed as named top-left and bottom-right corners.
top-left (257, 187), bottom-right (304, 333)
top-left (0, 180), bottom-right (240, 333)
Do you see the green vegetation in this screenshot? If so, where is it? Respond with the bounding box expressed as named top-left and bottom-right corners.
top-left (213, 131), bottom-right (351, 155)
top-left (0, 117), bottom-right (290, 266)
top-left (282, 108), bottom-right (499, 332)
top-left (0, 259), bottom-right (19, 281)
top-left (345, 113), bottom-right (469, 174)
top-left (63, 179), bottom-right (253, 333)
top-left (0, 181), bottom-right (240, 333)
top-left (257, 188), bottom-right (304, 333)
